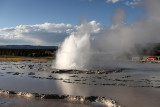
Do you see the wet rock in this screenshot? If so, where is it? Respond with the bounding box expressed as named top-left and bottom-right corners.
top-left (95, 97), bottom-right (122, 107)
top-left (48, 75), bottom-right (53, 78)
top-left (17, 92), bottom-right (34, 97)
top-left (85, 96), bottom-right (98, 102)
top-left (41, 94), bottom-right (67, 99)
top-left (13, 72), bottom-right (20, 75)
top-left (66, 96), bottom-right (86, 102)
top-left (41, 67), bottom-right (123, 74)
top-left (6, 72), bottom-right (13, 74)
top-left (122, 75), bottom-right (131, 78)
top-left (0, 89), bottom-right (124, 107)
top-left (86, 71), bottom-right (95, 74)
top-left (114, 79), bottom-right (121, 81)
top-left (82, 79), bottom-right (87, 81)
top-left (101, 83), bottom-right (117, 86)
top-left (114, 69), bottom-right (123, 73)
top-left (28, 65), bottom-right (34, 69)
top-left (31, 76), bottom-right (39, 79)
top-left (0, 90), bottom-right (16, 95)
top-left (58, 78), bottom-right (63, 80)
top-left (28, 72), bottom-right (35, 75)
top-left (118, 84), bottom-right (126, 86)
top-left (63, 79), bottom-right (73, 83)
top-left (45, 75), bottom-right (54, 80)
top-left (70, 75), bottom-right (78, 77)
top-left (96, 76), bottom-right (102, 79)
top-left (74, 80), bottom-right (81, 81)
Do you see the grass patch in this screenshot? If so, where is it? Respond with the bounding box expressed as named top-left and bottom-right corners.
top-left (0, 56), bottom-right (54, 61)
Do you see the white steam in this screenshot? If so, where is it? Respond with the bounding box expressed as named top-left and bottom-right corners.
top-left (54, 0), bottom-right (160, 70)
top-left (55, 21), bottom-right (99, 70)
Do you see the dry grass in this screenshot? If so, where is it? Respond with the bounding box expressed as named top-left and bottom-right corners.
top-left (0, 56), bottom-right (54, 61)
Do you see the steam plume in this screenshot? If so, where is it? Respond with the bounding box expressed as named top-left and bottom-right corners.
top-left (54, 0), bottom-right (160, 70)
top-left (55, 21), bottom-right (93, 70)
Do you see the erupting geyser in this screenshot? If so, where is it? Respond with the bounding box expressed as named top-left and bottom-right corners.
top-left (55, 22), bottom-right (93, 70)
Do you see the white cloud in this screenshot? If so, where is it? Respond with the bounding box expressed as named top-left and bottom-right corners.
top-left (0, 22), bottom-right (73, 45)
top-left (105, 0), bottom-right (141, 7)
top-left (0, 21), bottom-right (102, 45)
top-left (75, 20), bottom-right (101, 33)
top-left (106, 0), bottom-right (120, 4)
top-left (125, 0), bottom-right (141, 7)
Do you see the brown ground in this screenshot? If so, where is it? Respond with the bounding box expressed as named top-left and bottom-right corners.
top-left (0, 56), bottom-right (54, 61)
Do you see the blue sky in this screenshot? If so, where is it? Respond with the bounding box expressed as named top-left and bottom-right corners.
top-left (0, 0), bottom-right (146, 45)
top-left (0, 0), bottom-right (144, 28)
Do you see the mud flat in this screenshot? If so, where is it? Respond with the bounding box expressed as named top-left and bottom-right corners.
top-left (0, 89), bottom-right (122, 107)
top-left (37, 65), bottom-right (123, 74)
top-left (0, 61), bottom-right (160, 107)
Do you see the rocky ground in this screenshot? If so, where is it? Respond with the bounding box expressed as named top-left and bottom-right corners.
top-left (0, 89), bottom-right (122, 107)
top-left (36, 65), bottom-right (123, 74)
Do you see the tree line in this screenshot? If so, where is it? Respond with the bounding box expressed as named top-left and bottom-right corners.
top-left (0, 49), bottom-right (57, 57)
top-left (135, 43), bottom-right (160, 56)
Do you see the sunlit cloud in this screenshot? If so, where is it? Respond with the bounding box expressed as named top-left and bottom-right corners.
top-left (106, 0), bottom-right (120, 4)
top-left (0, 21), bottom-right (102, 45)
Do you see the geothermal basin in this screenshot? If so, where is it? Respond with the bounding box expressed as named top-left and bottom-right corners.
top-left (0, 61), bottom-right (160, 107)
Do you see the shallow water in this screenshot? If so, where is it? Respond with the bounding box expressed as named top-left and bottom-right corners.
top-left (0, 61), bottom-right (160, 107)
top-left (0, 95), bottom-right (91, 107)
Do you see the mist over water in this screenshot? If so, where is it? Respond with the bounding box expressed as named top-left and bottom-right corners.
top-left (54, 0), bottom-right (160, 70)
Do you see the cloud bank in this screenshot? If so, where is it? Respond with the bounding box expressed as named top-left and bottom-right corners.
top-left (0, 21), bottom-right (101, 46)
top-left (0, 0), bottom-right (159, 49)
top-left (106, 0), bottom-right (141, 7)
top-left (106, 0), bottom-right (120, 4)
top-left (125, 0), bottom-right (141, 6)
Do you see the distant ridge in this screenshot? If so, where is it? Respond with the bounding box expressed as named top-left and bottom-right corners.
top-left (0, 45), bottom-right (58, 49)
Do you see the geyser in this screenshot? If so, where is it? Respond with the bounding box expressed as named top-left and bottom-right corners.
top-left (55, 22), bottom-right (93, 70)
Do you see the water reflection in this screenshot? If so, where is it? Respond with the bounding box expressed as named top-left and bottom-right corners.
top-left (0, 61), bottom-right (160, 107)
